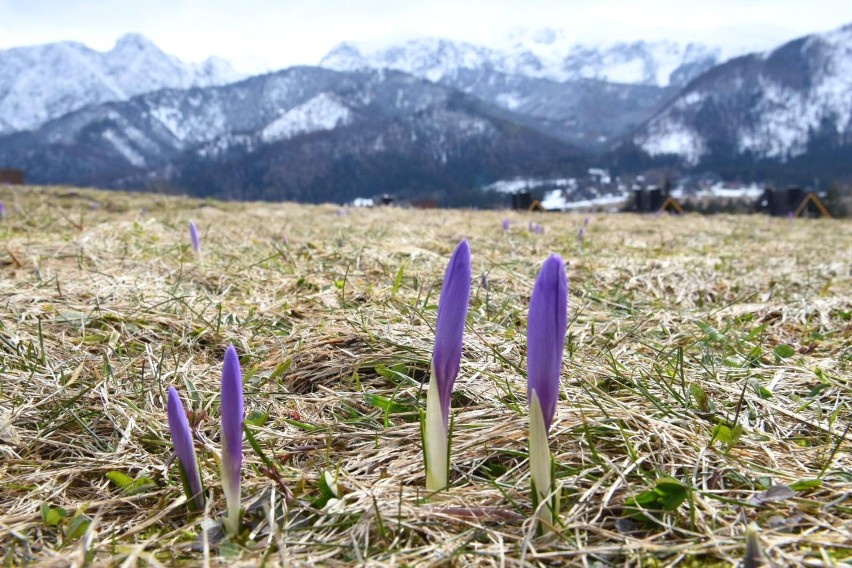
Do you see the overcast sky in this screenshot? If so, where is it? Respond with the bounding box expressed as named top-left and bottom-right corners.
top-left (2, 0), bottom-right (852, 72)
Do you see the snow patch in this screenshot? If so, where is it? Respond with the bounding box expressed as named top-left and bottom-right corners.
top-left (261, 93), bottom-right (353, 143)
top-left (102, 129), bottom-right (146, 167)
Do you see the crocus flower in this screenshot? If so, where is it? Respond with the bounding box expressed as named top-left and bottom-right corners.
top-left (167, 387), bottom-right (205, 510)
top-left (220, 345), bottom-right (244, 535)
top-left (424, 239), bottom-right (471, 491)
top-left (527, 254), bottom-right (568, 529)
top-left (189, 220), bottom-right (201, 253)
top-left (502, 218), bottom-right (510, 232)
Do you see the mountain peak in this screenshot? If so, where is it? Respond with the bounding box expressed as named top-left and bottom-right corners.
top-left (111, 33), bottom-right (161, 54)
top-left (0, 35), bottom-right (242, 135)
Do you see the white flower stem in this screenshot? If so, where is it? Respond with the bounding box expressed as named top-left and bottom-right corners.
top-left (425, 370), bottom-right (448, 491)
top-left (529, 393), bottom-right (554, 530)
top-left (221, 445), bottom-right (241, 536)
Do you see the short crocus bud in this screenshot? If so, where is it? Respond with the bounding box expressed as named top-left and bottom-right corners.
top-left (527, 254), bottom-right (568, 530)
top-left (744, 522), bottom-right (764, 568)
top-left (167, 387), bottom-right (204, 510)
top-left (424, 239), bottom-right (471, 491)
top-left (189, 220), bottom-right (201, 253)
top-left (220, 345), bottom-right (244, 535)
top-left (577, 227), bottom-right (585, 243)
top-left (502, 218), bottom-right (510, 232)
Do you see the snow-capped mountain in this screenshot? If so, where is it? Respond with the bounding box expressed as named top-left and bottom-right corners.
top-left (0, 67), bottom-right (581, 203)
top-left (0, 34), bottom-right (242, 135)
top-left (320, 31), bottom-right (722, 87)
top-left (633, 23), bottom-right (852, 166)
top-left (319, 31), bottom-right (726, 148)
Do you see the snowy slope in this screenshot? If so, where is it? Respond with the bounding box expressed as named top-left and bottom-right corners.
top-left (320, 30), bottom-right (724, 87)
top-left (634, 23), bottom-right (852, 165)
top-left (0, 34), bottom-right (241, 135)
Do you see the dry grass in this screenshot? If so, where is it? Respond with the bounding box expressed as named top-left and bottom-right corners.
top-left (0, 185), bottom-right (850, 567)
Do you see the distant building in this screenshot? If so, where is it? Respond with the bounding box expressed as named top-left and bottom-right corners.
top-left (754, 186), bottom-right (831, 218)
top-left (0, 169), bottom-right (25, 185)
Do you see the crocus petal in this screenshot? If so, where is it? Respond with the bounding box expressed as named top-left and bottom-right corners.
top-left (527, 254), bottom-right (568, 432)
top-left (432, 239), bottom-right (472, 425)
top-left (189, 221), bottom-right (201, 253)
top-left (167, 386), bottom-right (204, 509)
top-left (220, 344), bottom-right (244, 534)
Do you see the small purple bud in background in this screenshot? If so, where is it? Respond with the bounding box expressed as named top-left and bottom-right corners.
top-left (528, 221), bottom-right (534, 231)
top-left (189, 220), bottom-right (201, 253)
top-left (578, 227), bottom-right (585, 243)
top-left (480, 270), bottom-right (489, 291)
top-left (534, 223), bottom-right (543, 235)
top-left (337, 208), bottom-right (344, 217)
top-left (787, 211), bottom-right (794, 219)
top-left (0, 202), bottom-right (6, 219)
top-left (424, 239), bottom-right (471, 491)
top-left (167, 387), bottom-right (205, 510)
top-left (221, 345), bottom-right (244, 535)
top-left (584, 217), bottom-right (590, 227)
top-left (502, 218), bottom-right (510, 232)
top-left (527, 254), bottom-right (568, 529)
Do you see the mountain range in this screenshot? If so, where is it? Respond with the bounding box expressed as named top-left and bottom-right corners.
top-left (0, 67), bottom-right (582, 204)
top-left (0, 33), bottom-right (241, 136)
top-left (0, 25), bottom-right (850, 204)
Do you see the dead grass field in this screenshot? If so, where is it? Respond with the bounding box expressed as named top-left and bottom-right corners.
top-left (0, 185), bottom-right (850, 567)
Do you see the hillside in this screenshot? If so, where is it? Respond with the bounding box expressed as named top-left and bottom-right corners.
top-left (631, 23), bottom-right (852, 172)
top-left (1, 185), bottom-right (850, 565)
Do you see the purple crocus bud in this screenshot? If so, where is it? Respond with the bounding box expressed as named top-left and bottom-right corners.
top-left (189, 220), bottom-right (201, 253)
top-left (502, 218), bottom-right (510, 232)
top-left (584, 217), bottom-right (590, 226)
top-left (578, 227), bottom-right (585, 242)
top-left (167, 387), bottom-right (204, 510)
top-left (535, 223), bottom-right (544, 235)
top-left (527, 254), bottom-right (568, 530)
top-left (0, 202), bottom-right (6, 219)
top-left (527, 254), bottom-right (568, 432)
top-left (528, 221), bottom-right (534, 231)
top-left (424, 239), bottom-right (471, 490)
top-left (220, 344), bottom-right (244, 535)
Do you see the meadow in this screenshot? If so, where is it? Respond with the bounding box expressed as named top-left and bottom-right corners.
top-left (0, 185), bottom-right (850, 567)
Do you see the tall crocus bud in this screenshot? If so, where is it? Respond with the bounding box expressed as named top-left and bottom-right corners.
top-left (424, 239), bottom-right (471, 491)
top-left (220, 345), bottom-right (244, 535)
top-left (502, 218), bottom-right (510, 232)
top-left (189, 220), bottom-right (201, 253)
top-left (527, 254), bottom-right (568, 530)
top-left (167, 387), bottom-right (205, 510)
